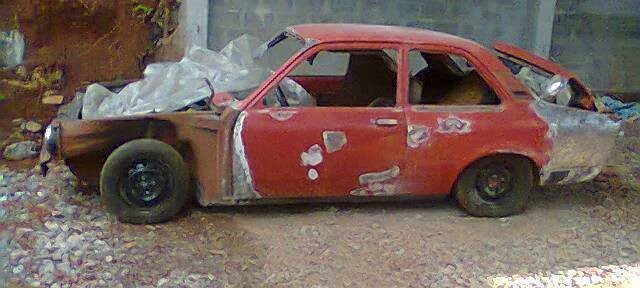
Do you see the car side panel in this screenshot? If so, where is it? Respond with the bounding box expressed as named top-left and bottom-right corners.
top-left (403, 102), bottom-right (549, 196)
top-left (55, 110), bottom-right (238, 206)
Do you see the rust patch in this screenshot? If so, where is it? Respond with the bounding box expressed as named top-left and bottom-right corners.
top-left (436, 116), bottom-right (472, 134)
top-left (322, 131), bottom-right (347, 153)
top-left (407, 125), bottom-right (430, 148)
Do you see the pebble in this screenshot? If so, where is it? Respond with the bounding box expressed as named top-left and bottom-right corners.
top-left (0, 160), bottom-right (639, 287)
top-left (3, 141), bottom-right (39, 161)
top-left (24, 121), bottom-right (42, 133)
top-left (13, 264), bottom-right (24, 274)
top-left (44, 221), bottom-right (59, 231)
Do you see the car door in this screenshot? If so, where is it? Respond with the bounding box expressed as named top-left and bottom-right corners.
top-left (401, 47), bottom-right (529, 196)
top-left (237, 43), bottom-right (409, 199)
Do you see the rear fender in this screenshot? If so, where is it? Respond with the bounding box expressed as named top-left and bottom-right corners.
top-left (533, 100), bottom-right (621, 185)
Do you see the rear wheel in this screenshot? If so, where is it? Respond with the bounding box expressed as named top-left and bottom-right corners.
top-left (100, 139), bottom-right (190, 224)
top-left (455, 155), bottom-right (533, 217)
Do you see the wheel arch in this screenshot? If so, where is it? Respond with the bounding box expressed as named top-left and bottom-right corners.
top-left (62, 118), bottom-right (189, 186)
top-left (450, 152), bottom-right (541, 195)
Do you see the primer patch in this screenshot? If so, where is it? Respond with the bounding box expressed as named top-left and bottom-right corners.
top-left (407, 125), bottom-right (431, 148)
top-left (323, 131), bottom-right (347, 153)
top-left (358, 166), bottom-right (400, 185)
top-left (232, 111), bottom-right (261, 200)
top-left (301, 144), bottom-right (323, 167)
top-left (436, 116), bottom-right (472, 134)
top-left (268, 110), bottom-right (295, 121)
top-left (350, 183), bottom-right (397, 196)
top-left (308, 168), bottom-right (319, 180)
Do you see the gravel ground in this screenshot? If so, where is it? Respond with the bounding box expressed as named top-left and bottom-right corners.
top-left (1, 131), bottom-right (639, 287)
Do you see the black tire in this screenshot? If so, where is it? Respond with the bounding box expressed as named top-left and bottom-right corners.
top-left (454, 155), bottom-right (533, 217)
top-left (100, 139), bottom-right (190, 224)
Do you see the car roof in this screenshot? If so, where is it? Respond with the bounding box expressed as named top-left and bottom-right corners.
top-left (289, 23), bottom-right (484, 50)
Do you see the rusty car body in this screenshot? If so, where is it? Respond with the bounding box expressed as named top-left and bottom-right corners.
top-left (43, 24), bottom-right (621, 223)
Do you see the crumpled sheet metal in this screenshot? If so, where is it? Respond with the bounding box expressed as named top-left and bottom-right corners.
top-left (0, 30), bottom-right (25, 68)
top-left (81, 34), bottom-right (311, 119)
top-left (533, 100), bottom-right (621, 184)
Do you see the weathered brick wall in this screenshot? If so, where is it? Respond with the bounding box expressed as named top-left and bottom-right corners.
top-left (207, 0), bottom-right (541, 51)
top-left (551, 0), bottom-right (640, 95)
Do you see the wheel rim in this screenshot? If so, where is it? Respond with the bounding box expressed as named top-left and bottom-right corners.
top-left (475, 164), bottom-right (512, 201)
top-left (120, 159), bottom-right (172, 207)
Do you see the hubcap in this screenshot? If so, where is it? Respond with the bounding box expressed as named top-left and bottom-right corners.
top-left (476, 166), bottom-right (512, 201)
top-left (121, 160), bottom-right (171, 207)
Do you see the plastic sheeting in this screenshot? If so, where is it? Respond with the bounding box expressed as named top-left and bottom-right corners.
top-left (597, 96), bottom-right (640, 120)
top-left (0, 30), bottom-right (25, 68)
top-left (82, 34), bottom-right (313, 119)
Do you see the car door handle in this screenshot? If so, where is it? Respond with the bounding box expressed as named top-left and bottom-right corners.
top-left (375, 118), bottom-right (399, 126)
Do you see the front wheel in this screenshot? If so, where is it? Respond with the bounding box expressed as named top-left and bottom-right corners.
top-left (100, 139), bottom-right (190, 224)
top-left (454, 155), bottom-right (534, 217)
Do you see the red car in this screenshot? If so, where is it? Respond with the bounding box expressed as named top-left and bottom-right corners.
top-left (42, 24), bottom-right (620, 223)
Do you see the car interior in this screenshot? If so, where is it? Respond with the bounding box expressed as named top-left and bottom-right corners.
top-left (286, 49), bottom-right (398, 107)
top-left (269, 49), bottom-right (500, 107)
top-left (409, 51), bottom-right (501, 105)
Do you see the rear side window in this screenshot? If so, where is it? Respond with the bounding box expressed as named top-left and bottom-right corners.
top-left (408, 50), bottom-right (500, 106)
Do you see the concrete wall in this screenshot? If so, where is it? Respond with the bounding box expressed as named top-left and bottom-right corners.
top-left (207, 0), bottom-right (549, 54)
top-left (193, 0), bottom-right (639, 94)
top-left (551, 0), bottom-right (640, 94)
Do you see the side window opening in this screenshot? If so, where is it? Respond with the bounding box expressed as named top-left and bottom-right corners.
top-left (290, 51), bottom-right (349, 76)
top-left (408, 50), bottom-right (501, 106)
top-left (263, 49), bottom-right (398, 108)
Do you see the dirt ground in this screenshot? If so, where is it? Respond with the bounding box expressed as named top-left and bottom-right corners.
top-left (0, 124), bottom-right (639, 287)
top-left (0, 0), bottom-right (170, 122)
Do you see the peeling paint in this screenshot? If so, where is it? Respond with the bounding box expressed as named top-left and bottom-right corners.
top-left (358, 166), bottom-right (400, 185)
top-left (436, 116), bottom-right (472, 134)
top-left (323, 131), bottom-right (347, 153)
top-left (268, 110), bottom-right (295, 121)
top-left (232, 111), bottom-right (262, 200)
top-left (350, 183), bottom-right (397, 196)
top-left (349, 166), bottom-right (401, 196)
top-left (407, 125), bottom-right (431, 148)
top-left (533, 100), bottom-right (621, 185)
top-left (308, 168), bottom-right (319, 180)
top-left (301, 144), bottom-right (323, 166)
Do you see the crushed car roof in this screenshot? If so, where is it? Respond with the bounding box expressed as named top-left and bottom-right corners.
top-left (289, 23), bottom-right (482, 48)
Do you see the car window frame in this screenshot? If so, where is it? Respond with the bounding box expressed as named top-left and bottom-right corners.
top-left (247, 41), bottom-right (405, 110)
top-left (402, 44), bottom-right (510, 113)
